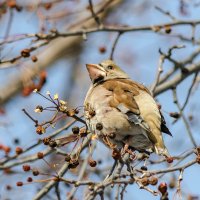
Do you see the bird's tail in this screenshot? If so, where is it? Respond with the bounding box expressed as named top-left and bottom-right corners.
top-left (154, 145), bottom-right (171, 158)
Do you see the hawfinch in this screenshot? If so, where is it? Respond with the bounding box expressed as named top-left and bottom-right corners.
top-left (84, 60), bottom-right (171, 157)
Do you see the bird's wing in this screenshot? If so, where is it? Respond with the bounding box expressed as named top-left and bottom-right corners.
top-left (102, 79), bottom-right (151, 132)
top-left (102, 79), bottom-right (171, 141)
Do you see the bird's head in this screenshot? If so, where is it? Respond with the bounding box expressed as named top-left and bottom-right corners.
top-left (86, 60), bottom-right (129, 84)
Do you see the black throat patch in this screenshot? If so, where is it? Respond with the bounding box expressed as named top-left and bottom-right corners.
top-left (93, 75), bottom-right (104, 84)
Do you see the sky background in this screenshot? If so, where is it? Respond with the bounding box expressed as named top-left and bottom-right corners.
top-left (0, 0), bottom-right (200, 199)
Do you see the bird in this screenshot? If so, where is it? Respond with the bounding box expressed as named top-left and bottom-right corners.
top-left (84, 60), bottom-right (172, 158)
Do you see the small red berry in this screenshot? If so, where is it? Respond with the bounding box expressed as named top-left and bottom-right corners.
top-left (27, 177), bottom-right (33, 182)
top-left (31, 55), bottom-right (38, 62)
top-left (22, 165), bottom-right (31, 172)
top-left (16, 182), bottom-right (23, 187)
top-left (37, 152), bottom-right (44, 159)
top-left (89, 159), bottom-right (97, 167)
top-left (166, 157), bottom-right (174, 163)
top-left (36, 125), bottom-right (45, 135)
top-left (99, 46), bottom-right (106, 54)
top-left (158, 182), bottom-right (168, 194)
top-left (149, 176), bottom-right (158, 185)
top-left (140, 177), bottom-right (149, 186)
top-left (6, 185), bottom-right (12, 190)
top-left (15, 147), bottom-right (23, 155)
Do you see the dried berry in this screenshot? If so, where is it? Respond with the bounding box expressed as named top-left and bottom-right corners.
top-left (43, 137), bottom-right (51, 145)
top-left (4, 146), bottom-right (11, 154)
top-left (27, 177), bottom-right (33, 182)
top-left (141, 166), bottom-right (148, 171)
top-left (99, 46), bottom-right (106, 54)
top-left (164, 25), bottom-right (171, 34)
top-left (6, 185), bottom-right (12, 190)
top-left (112, 149), bottom-right (121, 160)
top-left (158, 182), bottom-right (168, 194)
top-left (16, 181), bottom-right (23, 186)
top-left (75, 109), bottom-right (79, 114)
top-left (166, 157), bottom-right (174, 163)
top-left (15, 146), bottom-right (23, 155)
top-left (196, 156), bottom-right (200, 164)
top-left (36, 125), bottom-right (45, 135)
top-left (149, 176), bottom-right (158, 185)
top-left (7, 0), bottom-right (16, 8)
top-left (22, 165), bottom-right (31, 172)
top-left (31, 55), bottom-right (38, 62)
top-left (89, 159), bottom-right (97, 167)
top-left (44, 3), bottom-right (52, 10)
top-left (140, 177), bottom-right (149, 186)
top-left (37, 152), bottom-right (44, 159)
top-left (89, 110), bottom-right (96, 117)
top-left (169, 112), bottom-right (180, 119)
top-left (66, 109), bottom-right (76, 117)
top-left (72, 126), bottom-right (80, 134)
top-left (96, 123), bottom-right (103, 131)
top-left (69, 159), bottom-right (79, 169)
top-left (65, 154), bottom-right (71, 162)
top-left (32, 169), bottom-right (39, 176)
top-left (21, 49), bottom-right (30, 57)
top-left (13, 138), bottom-right (20, 144)
top-left (49, 140), bottom-right (57, 148)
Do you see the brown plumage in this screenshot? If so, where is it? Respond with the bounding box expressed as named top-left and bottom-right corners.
top-left (84, 60), bottom-right (171, 157)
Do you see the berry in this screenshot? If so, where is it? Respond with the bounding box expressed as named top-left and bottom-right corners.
top-left (96, 123), bottom-right (103, 131)
top-left (69, 159), bottom-right (79, 169)
top-left (72, 126), bottom-right (79, 134)
top-left (21, 49), bottom-right (30, 57)
top-left (65, 154), bottom-right (71, 162)
top-left (158, 182), bottom-right (168, 194)
top-left (49, 140), bottom-right (57, 148)
top-left (15, 147), bottom-right (23, 155)
top-left (32, 169), bottom-right (39, 176)
top-left (16, 182), bottom-right (23, 186)
top-left (89, 159), bottom-right (97, 167)
top-left (112, 149), bottom-right (121, 160)
top-left (31, 55), bottom-right (38, 62)
top-left (149, 176), bottom-right (158, 185)
top-left (166, 157), bottom-right (174, 163)
top-left (22, 165), bottom-right (31, 172)
top-left (140, 177), bottom-right (149, 186)
top-left (27, 177), bottom-right (33, 182)
top-left (37, 152), bottom-right (44, 159)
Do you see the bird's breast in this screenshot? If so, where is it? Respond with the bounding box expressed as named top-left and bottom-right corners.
top-left (84, 85), bottom-right (132, 137)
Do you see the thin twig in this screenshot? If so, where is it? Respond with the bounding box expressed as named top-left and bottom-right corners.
top-left (110, 32), bottom-right (122, 60)
top-left (155, 6), bottom-right (177, 21)
top-left (172, 88), bottom-right (197, 147)
top-left (88, 0), bottom-right (102, 26)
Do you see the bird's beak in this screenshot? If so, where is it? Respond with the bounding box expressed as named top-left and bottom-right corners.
top-left (86, 64), bottom-right (106, 82)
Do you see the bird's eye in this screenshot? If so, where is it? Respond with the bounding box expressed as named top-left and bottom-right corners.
top-left (107, 65), bottom-right (113, 70)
